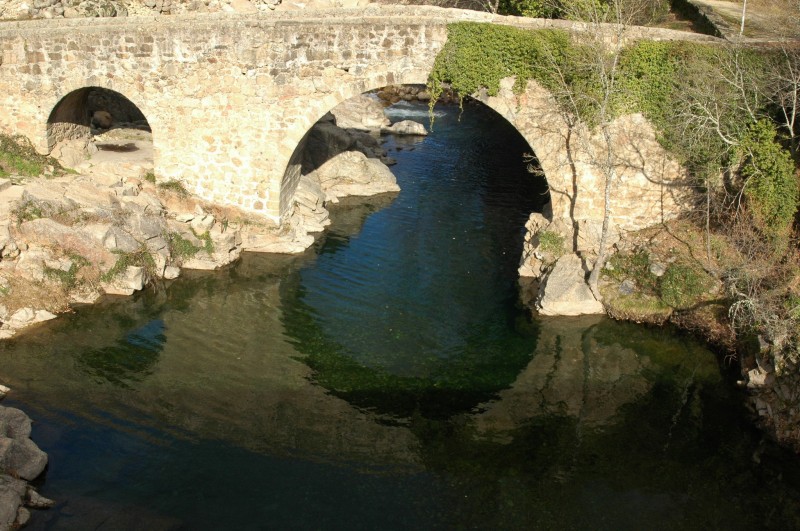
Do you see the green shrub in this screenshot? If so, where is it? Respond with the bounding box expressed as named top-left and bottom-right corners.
top-left (739, 120), bottom-right (798, 249)
top-left (144, 172), bottom-right (156, 183)
top-left (659, 263), bottom-right (711, 310)
top-left (538, 229), bottom-right (564, 256)
top-left (44, 253), bottom-right (90, 290)
top-left (428, 23), bottom-right (599, 121)
top-left (196, 230), bottom-right (214, 255)
top-left (168, 232), bottom-right (202, 259)
top-left (12, 200), bottom-right (44, 223)
top-left (0, 134), bottom-right (61, 178)
top-left (603, 250), bottom-right (657, 292)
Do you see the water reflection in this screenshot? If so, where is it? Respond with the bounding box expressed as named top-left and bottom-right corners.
top-left (77, 319), bottom-right (166, 388)
top-left (0, 101), bottom-right (797, 529)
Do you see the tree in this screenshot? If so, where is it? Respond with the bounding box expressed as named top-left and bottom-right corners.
top-left (769, 46), bottom-right (800, 158)
top-left (533, 0), bottom-right (659, 301)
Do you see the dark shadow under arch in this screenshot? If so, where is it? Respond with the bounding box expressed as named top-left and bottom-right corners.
top-left (47, 87), bottom-right (150, 152)
top-left (278, 86), bottom-right (552, 223)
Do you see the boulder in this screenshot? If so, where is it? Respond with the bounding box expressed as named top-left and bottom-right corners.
top-left (0, 475), bottom-right (26, 530)
top-left (50, 138), bottom-right (97, 169)
top-left (537, 254), bottom-right (605, 316)
top-left (102, 265), bottom-right (145, 296)
top-left (313, 151), bottom-right (399, 202)
top-left (17, 219), bottom-right (115, 270)
top-left (330, 94), bottom-right (390, 132)
top-left (0, 407), bottom-right (47, 481)
top-left (5, 308), bottom-right (57, 330)
top-left (91, 110), bottom-right (113, 130)
top-left (382, 120), bottom-right (428, 136)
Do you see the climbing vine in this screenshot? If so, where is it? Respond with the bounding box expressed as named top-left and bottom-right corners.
top-left (427, 23), bottom-right (599, 123)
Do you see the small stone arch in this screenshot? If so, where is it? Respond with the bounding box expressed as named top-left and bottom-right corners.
top-left (46, 86), bottom-right (151, 152)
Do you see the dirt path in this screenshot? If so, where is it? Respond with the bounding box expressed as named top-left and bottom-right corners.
top-left (689, 0), bottom-right (800, 41)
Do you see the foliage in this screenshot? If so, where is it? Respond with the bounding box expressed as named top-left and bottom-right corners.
top-left (660, 263), bottom-right (712, 310)
top-left (157, 179), bottom-right (189, 197)
top-left (196, 230), bottom-right (215, 255)
top-left (144, 172), bottom-right (156, 183)
top-left (44, 253), bottom-right (90, 290)
top-left (428, 23), bottom-right (600, 122)
top-left (604, 250), bottom-right (658, 292)
top-left (168, 232), bottom-right (202, 259)
top-left (537, 229), bottom-right (564, 256)
top-left (497, 0), bottom-right (669, 25)
top-left (615, 40), bottom-right (680, 125)
top-left (12, 200), bottom-right (44, 223)
top-left (738, 119), bottom-right (798, 247)
top-left (168, 230), bottom-right (214, 259)
top-left (101, 247), bottom-right (156, 282)
top-left (498, 0), bottom-right (560, 17)
top-left (0, 134), bottom-right (62, 179)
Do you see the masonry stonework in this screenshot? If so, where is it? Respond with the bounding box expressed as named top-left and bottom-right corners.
top-left (0, 7), bottom-right (718, 223)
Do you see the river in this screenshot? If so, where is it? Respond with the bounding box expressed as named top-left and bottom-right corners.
top-left (1, 99), bottom-right (798, 529)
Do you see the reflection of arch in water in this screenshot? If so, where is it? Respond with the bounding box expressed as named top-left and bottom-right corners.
top-left (77, 319), bottom-right (166, 389)
top-left (470, 316), bottom-right (726, 439)
top-left (279, 270), bottom-right (537, 419)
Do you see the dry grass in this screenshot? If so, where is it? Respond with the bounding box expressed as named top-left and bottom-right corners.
top-left (0, 275), bottom-right (71, 316)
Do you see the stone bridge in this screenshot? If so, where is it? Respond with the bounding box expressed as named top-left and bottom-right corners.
top-left (0, 6), bottom-right (718, 225)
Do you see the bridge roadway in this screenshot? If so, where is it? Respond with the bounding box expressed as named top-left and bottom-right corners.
top-left (0, 7), bottom-right (717, 224)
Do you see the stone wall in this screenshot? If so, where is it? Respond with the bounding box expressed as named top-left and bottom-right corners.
top-left (478, 77), bottom-right (689, 244)
top-left (0, 7), bottom-right (719, 222)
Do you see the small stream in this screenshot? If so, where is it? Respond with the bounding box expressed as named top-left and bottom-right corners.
top-left (1, 100), bottom-right (798, 530)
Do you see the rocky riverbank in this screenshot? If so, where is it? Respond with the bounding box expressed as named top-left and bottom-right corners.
top-left (0, 92), bottom-right (430, 528)
top-left (0, 94), bottom-right (430, 340)
top-left (518, 212), bottom-right (800, 453)
top-left (0, 387), bottom-right (53, 529)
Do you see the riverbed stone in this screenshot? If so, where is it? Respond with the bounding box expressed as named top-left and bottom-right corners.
top-left (330, 94), bottom-right (390, 132)
top-left (25, 487), bottom-right (55, 509)
top-left (0, 407), bottom-right (47, 481)
top-left (0, 474), bottom-right (25, 530)
top-left (314, 151), bottom-right (400, 202)
top-left (382, 120), bottom-right (428, 136)
top-left (537, 254), bottom-right (604, 316)
top-left (5, 308), bottom-right (57, 330)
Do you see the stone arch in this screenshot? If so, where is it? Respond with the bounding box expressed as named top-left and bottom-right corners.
top-left (277, 74), bottom-right (566, 224)
top-left (46, 86), bottom-right (152, 152)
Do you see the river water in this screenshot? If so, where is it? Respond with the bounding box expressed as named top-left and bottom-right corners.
top-left (1, 101), bottom-right (799, 529)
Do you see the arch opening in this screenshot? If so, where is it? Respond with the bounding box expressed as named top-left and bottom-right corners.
top-left (46, 87), bottom-right (153, 173)
top-left (278, 86), bottom-right (552, 416)
top-left (278, 83), bottom-right (552, 228)
top-left (47, 87), bottom-right (150, 151)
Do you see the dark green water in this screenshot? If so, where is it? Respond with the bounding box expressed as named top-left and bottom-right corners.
top-left (1, 101), bottom-right (799, 530)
